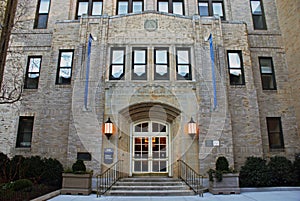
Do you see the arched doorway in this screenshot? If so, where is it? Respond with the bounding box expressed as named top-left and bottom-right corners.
top-left (131, 121), bottom-right (170, 175)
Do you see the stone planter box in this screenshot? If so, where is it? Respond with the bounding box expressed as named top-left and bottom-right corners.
top-left (61, 173), bottom-right (92, 195)
top-left (209, 173), bottom-right (240, 195)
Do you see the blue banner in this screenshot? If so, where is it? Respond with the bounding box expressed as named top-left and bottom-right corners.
top-left (84, 34), bottom-right (93, 109)
top-left (208, 34), bottom-right (217, 109)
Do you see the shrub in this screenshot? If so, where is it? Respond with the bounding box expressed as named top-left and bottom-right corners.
top-left (0, 152), bottom-right (10, 183)
top-left (239, 156), bottom-right (271, 187)
top-left (268, 156), bottom-right (294, 186)
top-left (72, 160), bottom-right (86, 173)
top-left (216, 156), bottom-right (229, 172)
top-left (41, 158), bottom-right (63, 187)
top-left (294, 153), bottom-right (300, 185)
top-left (12, 179), bottom-right (33, 192)
top-left (22, 156), bottom-right (45, 184)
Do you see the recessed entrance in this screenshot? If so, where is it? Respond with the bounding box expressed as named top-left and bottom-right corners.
top-left (131, 121), bottom-right (169, 175)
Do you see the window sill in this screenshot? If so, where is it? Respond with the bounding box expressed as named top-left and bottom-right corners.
top-left (15, 147), bottom-right (31, 152)
top-left (269, 148), bottom-right (285, 153)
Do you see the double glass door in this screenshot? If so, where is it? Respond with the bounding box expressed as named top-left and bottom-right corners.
top-left (132, 122), bottom-right (169, 173)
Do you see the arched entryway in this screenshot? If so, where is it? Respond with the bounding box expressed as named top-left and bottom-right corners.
top-left (119, 102), bottom-right (181, 176)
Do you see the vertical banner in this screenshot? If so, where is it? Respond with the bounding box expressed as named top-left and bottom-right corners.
top-left (208, 34), bottom-right (217, 109)
top-left (84, 34), bottom-right (93, 109)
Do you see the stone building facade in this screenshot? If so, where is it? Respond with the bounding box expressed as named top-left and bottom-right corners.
top-left (0, 0), bottom-right (299, 177)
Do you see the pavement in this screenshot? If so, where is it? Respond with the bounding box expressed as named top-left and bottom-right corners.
top-left (49, 190), bottom-right (300, 201)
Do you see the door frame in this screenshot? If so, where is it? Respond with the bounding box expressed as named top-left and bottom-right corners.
top-left (129, 120), bottom-right (172, 177)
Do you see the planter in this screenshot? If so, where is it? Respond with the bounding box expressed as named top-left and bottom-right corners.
top-left (209, 173), bottom-right (240, 195)
top-left (61, 173), bottom-right (92, 195)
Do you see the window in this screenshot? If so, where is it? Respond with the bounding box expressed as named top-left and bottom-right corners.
top-left (154, 48), bottom-right (169, 80)
top-left (76, 0), bottom-right (103, 19)
top-left (34, 0), bottom-right (51, 29)
top-left (110, 48), bottom-right (125, 80)
top-left (24, 56), bottom-right (42, 89)
top-left (132, 48), bottom-right (147, 80)
top-left (16, 117), bottom-right (34, 148)
top-left (259, 57), bottom-right (276, 90)
top-left (266, 117), bottom-right (284, 150)
top-left (117, 0), bottom-right (143, 14)
top-left (227, 50), bottom-right (245, 85)
top-left (250, 0), bottom-right (267, 30)
top-left (176, 48), bottom-right (192, 80)
top-left (56, 50), bottom-right (74, 84)
top-left (198, 0), bottom-right (224, 20)
top-left (158, 0), bottom-right (184, 15)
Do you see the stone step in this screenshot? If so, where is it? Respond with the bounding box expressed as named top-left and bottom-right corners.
top-left (106, 177), bottom-right (196, 196)
top-left (111, 185), bottom-right (189, 191)
top-left (107, 189), bottom-right (196, 196)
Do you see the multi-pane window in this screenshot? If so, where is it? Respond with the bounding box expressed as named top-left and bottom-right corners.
top-left (266, 117), bottom-right (284, 150)
top-left (34, 0), bottom-right (51, 29)
top-left (158, 0), bottom-right (184, 15)
top-left (259, 57), bottom-right (276, 90)
top-left (132, 48), bottom-right (147, 80)
top-left (154, 48), bottom-right (169, 80)
top-left (24, 56), bottom-right (42, 89)
top-left (56, 50), bottom-right (74, 84)
top-left (250, 0), bottom-right (267, 30)
top-left (76, 0), bottom-right (103, 19)
top-left (227, 50), bottom-right (245, 85)
top-left (176, 48), bottom-right (192, 80)
top-left (110, 48), bottom-right (126, 80)
top-left (16, 117), bottom-right (34, 148)
top-left (198, 0), bottom-right (224, 20)
top-left (117, 0), bottom-right (143, 15)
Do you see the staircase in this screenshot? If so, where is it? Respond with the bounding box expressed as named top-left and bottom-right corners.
top-left (105, 177), bottom-right (196, 196)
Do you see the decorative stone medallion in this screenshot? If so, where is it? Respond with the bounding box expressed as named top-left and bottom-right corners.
top-left (144, 19), bottom-right (158, 31)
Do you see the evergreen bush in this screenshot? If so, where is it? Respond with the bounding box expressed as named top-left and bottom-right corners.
top-left (268, 156), bottom-right (294, 186)
top-left (12, 179), bottom-right (33, 192)
top-left (72, 160), bottom-right (86, 173)
top-left (239, 156), bottom-right (271, 187)
top-left (294, 153), bottom-right (300, 185)
top-left (216, 156), bottom-right (229, 171)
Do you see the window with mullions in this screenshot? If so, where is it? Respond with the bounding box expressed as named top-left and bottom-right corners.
top-left (24, 56), bottom-right (42, 89)
top-left (259, 57), bottom-right (276, 90)
top-left (34, 0), bottom-right (51, 29)
top-left (132, 48), bottom-right (147, 80)
top-left (250, 0), bottom-right (267, 30)
top-left (158, 0), bottom-right (184, 15)
top-left (110, 48), bottom-right (126, 80)
top-left (76, 0), bottom-right (103, 19)
top-left (227, 50), bottom-right (245, 85)
top-left (16, 117), bottom-right (34, 148)
top-left (56, 50), bottom-right (74, 85)
top-left (154, 48), bottom-right (169, 80)
top-left (176, 48), bottom-right (192, 80)
top-left (117, 0), bottom-right (143, 15)
top-left (266, 117), bottom-right (284, 150)
top-left (198, 0), bottom-right (224, 20)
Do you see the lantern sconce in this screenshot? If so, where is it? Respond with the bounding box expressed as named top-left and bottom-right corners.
top-left (103, 117), bottom-right (114, 140)
top-left (187, 117), bottom-right (198, 139)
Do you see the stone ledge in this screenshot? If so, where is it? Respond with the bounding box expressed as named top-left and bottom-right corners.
top-left (31, 189), bottom-right (60, 201)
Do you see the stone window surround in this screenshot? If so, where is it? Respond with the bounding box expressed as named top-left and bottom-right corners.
top-left (108, 46), bottom-right (194, 81)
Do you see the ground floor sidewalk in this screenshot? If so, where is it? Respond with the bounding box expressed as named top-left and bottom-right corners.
top-left (49, 190), bottom-right (300, 201)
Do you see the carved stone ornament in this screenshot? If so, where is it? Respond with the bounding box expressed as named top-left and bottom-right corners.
top-left (144, 19), bottom-right (158, 31)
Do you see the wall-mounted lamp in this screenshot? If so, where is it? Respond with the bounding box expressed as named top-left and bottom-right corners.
top-left (187, 117), bottom-right (198, 138)
top-left (104, 117), bottom-right (114, 140)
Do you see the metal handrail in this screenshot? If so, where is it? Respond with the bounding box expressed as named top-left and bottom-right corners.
top-left (96, 160), bottom-right (123, 197)
top-left (177, 159), bottom-right (204, 197)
